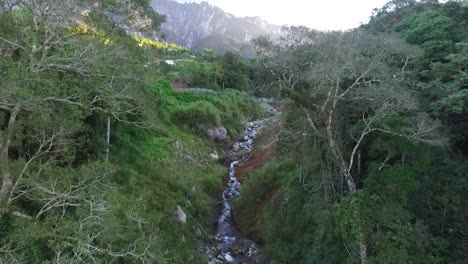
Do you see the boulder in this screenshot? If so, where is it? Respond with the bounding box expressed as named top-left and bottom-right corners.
top-left (210, 151), bottom-right (219, 160)
top-left (175, 205), bottom-right (187, 224)
top-left (207, 127), bottom-right (227, 142)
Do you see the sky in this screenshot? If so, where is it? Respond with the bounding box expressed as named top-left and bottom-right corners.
top-left (175, 0), bottom-right (390, 31)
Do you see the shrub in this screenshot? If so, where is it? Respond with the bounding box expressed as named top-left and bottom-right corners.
top-left (173, 101), bottom-right (221, 130)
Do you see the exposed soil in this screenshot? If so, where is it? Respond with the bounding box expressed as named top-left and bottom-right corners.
top-left (235, 121), bottom-right (279, 182)
top-left (230, 120), bottom-right (281, 246)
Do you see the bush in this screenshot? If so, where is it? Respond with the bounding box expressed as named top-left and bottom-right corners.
top-left (233, 161), bottom-right (347, 263)
top-left (173, 101), bottom-right (221, 129)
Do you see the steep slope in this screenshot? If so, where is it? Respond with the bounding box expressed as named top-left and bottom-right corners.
top-left (193, 35), bottom-right (256, 58)
top-left (150, 0), bottom-right (281, 51)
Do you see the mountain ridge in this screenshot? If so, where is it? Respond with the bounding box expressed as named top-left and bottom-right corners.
top-left (150, 0), bottom-right (281, 52)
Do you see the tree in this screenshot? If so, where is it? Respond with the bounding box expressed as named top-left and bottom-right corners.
top-left (0, 1), bottom-right (168, 262)
top-left (218, 51), bottom-right (250, 91)
top-left (254, 27), bottom-right (443, 263)
top-left (0, 0), bottom-right (162, 210)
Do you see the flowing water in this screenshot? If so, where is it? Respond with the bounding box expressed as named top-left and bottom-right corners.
top-left (208, 120), bottom-right (267, 264)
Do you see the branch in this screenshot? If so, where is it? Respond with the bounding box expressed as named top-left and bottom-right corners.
top-left (8, 129), bottom-right (61, 204)
top-left (378, 154), bottom-right (391, 171)
top-left (0, 35), bottom-right (25, 50)
top-left (299, 104), bottom-right (320, 134)
top-left (338, 67), bottom-right (375, 99)
top-left (347, 113), bottom-right (377, 175)
top-left (43, 96), bottom-right (83, 106)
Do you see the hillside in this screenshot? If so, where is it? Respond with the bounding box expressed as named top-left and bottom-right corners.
top-left (0, 1), bottom-right (264, 262)
top-left (193, 35), bottom-right (256, 58)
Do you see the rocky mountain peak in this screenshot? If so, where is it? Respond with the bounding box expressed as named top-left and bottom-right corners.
top-left (150, 0), bottom-right (280, 53)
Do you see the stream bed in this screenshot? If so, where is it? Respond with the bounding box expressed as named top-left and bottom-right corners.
top-left (207, 120), bottom-right (268, 264)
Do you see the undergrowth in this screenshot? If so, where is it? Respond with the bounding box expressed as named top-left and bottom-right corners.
top-left (109, 79), bottom-right (263, 263)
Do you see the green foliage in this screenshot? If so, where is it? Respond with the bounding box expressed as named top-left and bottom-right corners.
top-left (217, 51), bottom-right (251, 91)
top-left (367, 0), bottom-right (468, 150)
top-left (104, 80), bottom-right (261, 262)
top-left (233, 161), bottom-right (347, 264)
top-left (330, 126), bottom-right (451, 263)
top-left (110, 123), bottom-right (226, 263)
top-left (154, 49), bottom-right (256, 92)
top-left (0, 3), bottom-right (263, 263)
top-left (165, 88), bottom-right (263, 136)
top-left (170, 59), bottom-right (222, 88)
top-left (2, 0), bottom-right (467, 263)
top-left (173, 101), bottom-right (221, 129)
top-left (236, 2), bottom-right (468, 263)
top-left (360, 4), bottom-right (468, 261)
top-left (396, 11), bottom-right (454, 45)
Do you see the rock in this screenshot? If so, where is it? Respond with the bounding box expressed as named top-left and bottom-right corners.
top-left (173, 140), bottom-right (183, 150)
top-left (218, 253), bottom-right (235, 262)
top-left (214, 234), bottom-right (223, 242)
top-left (210, 151), bottom-right (219, 160)
top-left (207, 127), bottom-right (227, 142)
top-left (175, 205), bottom-right (187, 224)
top-left (233, 142), bottom-right (242, 152)
top-left (232, 246), bottom-right (242, 256)
top-left (195, 228), bottom-right (202, 237)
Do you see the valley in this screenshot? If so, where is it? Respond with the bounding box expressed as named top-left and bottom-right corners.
top-left (0, 0), bottom-right (467, 264)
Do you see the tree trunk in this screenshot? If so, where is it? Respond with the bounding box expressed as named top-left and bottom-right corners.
top-left (326, 105), bottom-right (358, 193)
top-left (106, 117), bottom-right (111, 162)
top-left (359, 241), bottom-right (368, 264)
top-left (341, 158), bottom-right (368, 264)
top-left (326, 104), bottom-right (367, 264)
top-left (357, 150), bottom-right (361, 175)
top-left (0, 105), bottom-right (20, 202)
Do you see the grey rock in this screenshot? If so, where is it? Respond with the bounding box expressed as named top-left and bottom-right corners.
top-left (210, 151), bottom-right (219, 160)
top-left (232, 142), bottom-right (242, 152)
top-left (207, 127), bottom-right (227, 142)
top-left (175, 205), bottom-right (187, 224)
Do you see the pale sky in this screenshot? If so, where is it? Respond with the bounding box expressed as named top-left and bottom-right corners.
top-left (175, 0), bottom-right (390, 30)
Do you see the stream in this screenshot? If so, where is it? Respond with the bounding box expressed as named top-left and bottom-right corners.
top-left (207, 120), bottom-right (268, 264)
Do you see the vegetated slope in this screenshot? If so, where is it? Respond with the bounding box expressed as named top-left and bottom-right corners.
top-left (109, 82), bottom-right (264, 263)
top-left (232, 1), bottom-right (468, 263)
top-left (150, 0), bottom-right (280, 52)
top-left (193, 35), bottom-right (256, 58)
top-left (0, 1), bottom-right (265, 262)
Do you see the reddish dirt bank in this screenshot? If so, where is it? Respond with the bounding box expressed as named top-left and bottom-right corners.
top-left (231, 120), bottom-right (280, 244)
top-left (235, 152), bottom-right (269, 181)
top-left (235, 122), bottom-right (279, 182)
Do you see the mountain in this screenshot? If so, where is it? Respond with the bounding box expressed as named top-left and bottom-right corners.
top-left (192, 35), bottom-right (256, 58)
top-left (149, 0), bottom-right (281, 53)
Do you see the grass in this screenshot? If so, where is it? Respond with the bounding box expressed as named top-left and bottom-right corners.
top-left (108, 79), bottom-right (264, 263)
